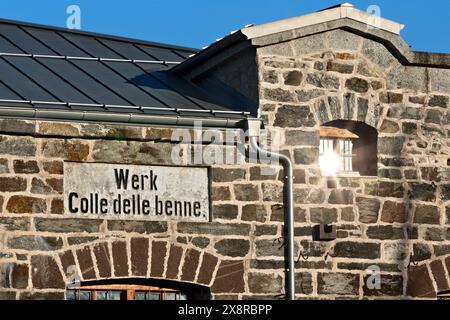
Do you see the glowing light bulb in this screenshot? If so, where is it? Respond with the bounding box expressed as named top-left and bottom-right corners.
top-left (319, 151), bottom-right (339, 176)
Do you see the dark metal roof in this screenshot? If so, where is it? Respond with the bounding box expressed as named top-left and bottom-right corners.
top-left (0, 18), bottom-right (255, 126)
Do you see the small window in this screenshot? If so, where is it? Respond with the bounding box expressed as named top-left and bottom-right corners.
top-left (319, 121), bottom-right (378, 177)
top-left (319, 127), bottom-right (359, 176)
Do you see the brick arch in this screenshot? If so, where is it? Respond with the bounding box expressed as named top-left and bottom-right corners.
top-left (53, 238), bottom-right (244, 296)
top-left (407, 255), bottom-right (450, 299)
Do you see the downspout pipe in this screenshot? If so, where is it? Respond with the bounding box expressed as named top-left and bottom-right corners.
top-left (246, 118), bottom-right (295, 300)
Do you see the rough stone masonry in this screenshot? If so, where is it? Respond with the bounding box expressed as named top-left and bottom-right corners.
top-left (1, 6), bottom-right (450, 300)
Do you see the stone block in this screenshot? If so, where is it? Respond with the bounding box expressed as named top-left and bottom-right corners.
top-left (357, 197), bottom-right (380, 223)
top-left (242, 204), bottom-right (266, 222)
top-left (328, 189), bottom-right (354, 205)
top-left (214, 239), bottom-right (250, 257)
top-left (345, 77), bottom-right (369, 93)
top-left (211, 260), bottom-right (245, 293)
top-left (306, 72), bottom-right (340, 89)
top-left (318, 272), bottom-right (359, 295)
top-left (31, 255), bottom-right (65, 289)
top-left (234, 184), bottom-right (260, 201)
top-left (407, 265), bottom-right (435, 298)
top-left (212, 168), bottom-right (246, 182)
top-left (283, 70), bottom-right (302, 86)
top-left (363, 274), bottom-right (403, 296)
top-left (293, 148), bottom-right (319, 165)
top-left (274, 105), bottom-right (316, 127)
top-left (366, 226), bottom-right (406, 240)
top-left (0, 177), bottom-right (27, 192)
top-left (131, 238), bottom-right (149, 277)
top-left (177, 222), bottom-right (250, 236)
top-left (180, 249), bottom-right (200, 282)
top-left (414, 205), bottom-right (440, 224)
top-left (42, 140), bottom-right (89, 161)
top-left (0, 217), bottom-right (30, 231)
top-left (107, 220), bottom-right (167, 234)
top-left (310, 207), bottom-right (338, 224)
top-left (8, 236), bottom-right (62, 251)
top-left (213, 204), bottom-right (238, 220)
top-left (332, 241), bottom-right (380, 259)
top-left (381, 201), bottom-right (408, 223)
top-left (13, 160), bottom-right (39, 174)
top-left (35, 218), bottom-right (102, 233)
top-left (248, 272), bottom-right (282, 294)
top-left (0, 137), bottom-right (36, 156)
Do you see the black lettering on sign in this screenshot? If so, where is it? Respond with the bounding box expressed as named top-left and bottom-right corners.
top-left (184, 202), bottom-right (192, 217)
top-left (113, 194), bottom-right (121, 214)
top-left (155, 195), bottom-right (163, 215)
top-left (142, 200), bottom-right (150, 215)
top-left (69, 192), bottom-right (78, 213)
top-left (131, 174), bottom-right (139, 190)
top-left (100, 199), bottom-right (108, 214)
top-left (114, 169), bottom-right (129, 190)
top-left (80, 197), bottom-right (89, 213)
top-left (149, 170), bottom-right (158, 190)
top-left (165, 200), bottom-right (173, 216)
top-left (193, 202), bottom-right (201, 216)
top-left (123, 199), bottom-right (131, 214)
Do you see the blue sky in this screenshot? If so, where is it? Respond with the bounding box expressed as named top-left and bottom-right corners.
top-left (0, 0), bottom-right (449, 53)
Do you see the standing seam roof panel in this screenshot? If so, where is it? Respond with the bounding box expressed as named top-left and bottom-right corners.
top-left (0, 34), bottom-right (24, 53)
top-left (0, 58), bottom-right (58, 101)
top-left (136, 45), bottom-right (185, 62)
top-left (0, 24), bottom-right (55, 55)
top-left (104, 61), bottom-right (202, 110)
top-left (71, 59), bottom-right (169, 108)
top-left (0, 80), bottom-right (23, 100)
top-left (98, 39), bottom-right (157, 61)
top-left (5, 56), bottom-right (95, 103)
top-left (38, 58), bottom-right (130, 105)
top-left (146, 69), bottom-right (231, 111)
top-left (23, 27), bottom-right (91, 57)
top-left (59, 33), bottom-right (124, 59)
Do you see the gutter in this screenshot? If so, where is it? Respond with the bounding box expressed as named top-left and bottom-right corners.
top-left (246, 119), bottom-right (295, 301)
top-left (0, 106), bottom-right (249, 129)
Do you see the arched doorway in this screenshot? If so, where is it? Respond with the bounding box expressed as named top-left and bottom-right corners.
top-left (66, 278), bottom-right (211, 300)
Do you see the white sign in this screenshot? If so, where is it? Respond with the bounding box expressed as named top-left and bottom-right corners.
top-left (64, 163), bottom-right (210, 222)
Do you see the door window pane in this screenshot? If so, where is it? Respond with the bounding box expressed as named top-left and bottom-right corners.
top-left (97, 291), bottom-right (108, 300)
top-left (66, 290), bottom-right (76, 300)
top-left (147, 293), bottom-right (161, 300)
top-left (135, 292), bottom-right (147, 300)
top-left (166, 293), bottom-right (177, 300)
top-left (108, 291), bottom-right (121, 300)
top-left (78, 291), bottom-right (91, 300)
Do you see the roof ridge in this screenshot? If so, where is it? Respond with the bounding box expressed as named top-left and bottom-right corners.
top-left (0, 17), bottom-right (199, 52)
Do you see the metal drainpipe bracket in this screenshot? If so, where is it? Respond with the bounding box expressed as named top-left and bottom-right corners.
top-left (245, 118), bottom-right (264, 137)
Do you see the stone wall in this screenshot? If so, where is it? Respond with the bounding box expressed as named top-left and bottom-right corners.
top-left (256, 28), bottom-right (450, 299)
top-left (1, 27), bottom-right (450, 300)
top-left (0, 119), bottom-right (299, 300)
